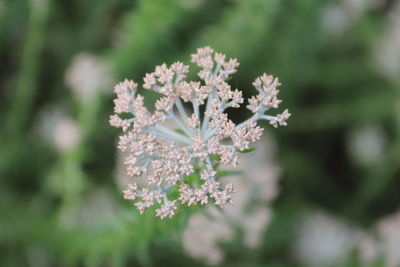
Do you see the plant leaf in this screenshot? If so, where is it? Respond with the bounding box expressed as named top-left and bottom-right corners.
top-left (237, 147), bottom-right (256, 153)
top-left (217, 170), bottom-right (243, 177)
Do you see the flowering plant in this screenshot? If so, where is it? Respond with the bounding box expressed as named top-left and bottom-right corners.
top-left (109, 47), bottom-right (290, 219)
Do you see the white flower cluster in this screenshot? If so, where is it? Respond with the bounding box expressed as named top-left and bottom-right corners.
top-left (109, 46), bottom-right (290, 218)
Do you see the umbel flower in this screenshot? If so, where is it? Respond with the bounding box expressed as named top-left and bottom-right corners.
top-left (109, 46), bottom-right (290, 219)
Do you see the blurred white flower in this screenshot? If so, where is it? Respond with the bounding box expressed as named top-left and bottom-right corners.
top-left (37, 107), bottom-right (82, 152)
top-left (345, 0), bottom-right (383, 11)
top-left (357, 232), bottom-right (380, 265)
top-left (65, 53), bottom-right (113, 102)
top-left (321, 4), bottom-right (351, 37)
top-left (293, 208), bottom-right (400, 266)
top-left (321, 0), bottom-right (383, 37)
top-left (241, 208), bottom-right (271, 248)
top-left (182, 134), bottom-right (280, 264)
top-left (292, 211), bottom-right (360, 266)
top-left (53, 118), bottom-right (81, 152)
top-left (347, 125), bottom-right (386, 166)
top-left (375, 209), bottom-right (400, 267)
top-left (356, 208), bottom-right (400, 266)
top-left (183, 209), bottom-right (234, 265)
top-left (374, 1), bottom-right (400, 79)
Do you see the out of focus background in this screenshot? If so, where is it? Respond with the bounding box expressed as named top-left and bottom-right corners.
top-left (1, 0), bottom-right (400, 266)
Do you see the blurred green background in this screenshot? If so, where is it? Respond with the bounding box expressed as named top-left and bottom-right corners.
top-left (1, 0), bottom-right (400, 266)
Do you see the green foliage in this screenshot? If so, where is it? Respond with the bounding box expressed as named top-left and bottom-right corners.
top-left (1, 0), bottom-right (399, 266)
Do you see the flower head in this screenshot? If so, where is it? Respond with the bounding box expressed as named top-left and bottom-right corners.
top-left (110, 46), bottom-right (290, 218)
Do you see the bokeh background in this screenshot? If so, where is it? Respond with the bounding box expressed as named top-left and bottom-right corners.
top-left (1, 0), bottom-right (400, 266)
